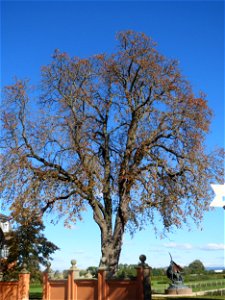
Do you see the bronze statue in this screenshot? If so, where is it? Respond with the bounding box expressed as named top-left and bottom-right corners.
top-left (166, 253), bottom-right (183, 285)
top-left (165, 253), bottom-right (193, 294)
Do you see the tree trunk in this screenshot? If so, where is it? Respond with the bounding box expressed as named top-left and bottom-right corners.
top-left (99, 217), bottom-right (124, 278)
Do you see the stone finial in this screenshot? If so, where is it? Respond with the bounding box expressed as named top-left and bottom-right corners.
top-left (46, 262), bottom-right (51, 272)
top-left (45, 262), bottom-right (54, 278)
top-left (139, 254), bottom-right (149, 267)
top-left (21, 263), bottom-right (29, 274)
top-left (139, 254), bottom-right (146, 264)
top-left (70, 260), bottom-right (80, 279)
top-left (70, 260), bottom-right (77, 270)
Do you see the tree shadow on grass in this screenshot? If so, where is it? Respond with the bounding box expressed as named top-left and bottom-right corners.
top-left (29, 291), bottom-right (42, 299)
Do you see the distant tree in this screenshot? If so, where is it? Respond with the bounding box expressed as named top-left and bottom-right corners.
top-left (151, 268), bottom-right (165, 276)
top-left (54, 270), bottom-right (63, 279)
top-left (0, 30), bottom-right (223, 277)
top-left (116, 263), bottom-right (137, 279)
top-left (63, 269), bottom-right (69, 279)
top-left (86, 266), bottom-right (98, 278)
top-left (79, 269), bottom-right (87, 277)
top-left (187, 259), bottom-right (205, 274)
top-left (3, 207), bottom-right (59, 281)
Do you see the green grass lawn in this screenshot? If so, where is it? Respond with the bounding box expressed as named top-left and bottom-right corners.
top-left (152, 278), bottom-right (225, 293)
top-left (153, 297), bottom-right (225, 300)
top-left (29, 284), bottom-right (42, 299)
top-left (186, 279), bottom-right (225, 292)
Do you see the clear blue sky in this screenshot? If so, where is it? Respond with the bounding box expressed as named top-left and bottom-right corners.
top-left (1, 1), bottom-right (224, 271)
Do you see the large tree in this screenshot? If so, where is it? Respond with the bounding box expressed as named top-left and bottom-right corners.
top-left (0, 31), bottom-right (223, 276)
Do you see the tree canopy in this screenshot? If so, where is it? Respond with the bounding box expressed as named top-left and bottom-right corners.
top-left (187, 259), bottom-right (205, 274)
top-left (0, 30), bottom-right (223, 275)
top-left (3, 207), bottom-right (59, 281)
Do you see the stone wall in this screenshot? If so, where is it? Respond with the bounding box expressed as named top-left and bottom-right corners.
top-left (42, 256), bottom-right (152, 300)
top-left (0, 265), bottom-right (30, 300)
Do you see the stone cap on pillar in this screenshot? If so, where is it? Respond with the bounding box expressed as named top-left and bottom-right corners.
top-left (45, 262), bottom-right (54, 278)
top-left (70, 260), bottom-right (80, 279)
top-left (45, 262), bottom-right (51, 273)
top-left (70, 260), bottom-right (78, 270)
top-left (138, 254), bottom-right (150, 268)
top-left (20, 263), bottom-right (30, 274)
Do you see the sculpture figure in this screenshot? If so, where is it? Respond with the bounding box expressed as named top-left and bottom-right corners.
top-left (166, 253), bottom-right (183, 285)
top-left (165, 253), bottom-right (193, 295)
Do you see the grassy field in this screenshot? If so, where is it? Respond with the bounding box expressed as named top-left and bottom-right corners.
top-left (152, 297), bottom-right (225, 300)
top-left (152, 278), bottom-right (225, 293)
top-left (29, 284), bottom-right (42, 299)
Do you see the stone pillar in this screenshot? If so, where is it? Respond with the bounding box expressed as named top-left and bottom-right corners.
top-left (70, 259), bottom-right (80, 279)
top-left (138, 255), bottom-right (152, 300)
top-left (42, 263), bottom-right (51, 300)
top-left (67, 260), bottom-right (78, 300)
top-left (136, 266), bottom-right (144, 300)
top-left (18, 264), bottom-right (30, 300)
top-left (98, 267), bottom-right (107, 300)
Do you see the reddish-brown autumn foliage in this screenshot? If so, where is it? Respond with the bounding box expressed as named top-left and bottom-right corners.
top-left (0, 31), bottom-right (223, 277)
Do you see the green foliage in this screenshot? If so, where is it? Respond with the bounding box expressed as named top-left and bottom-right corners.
top-left (3, 207), bottom-right (59, 282)
top-left (115, 264), bottom-right (137, 279)
top-left (185, 259), bottom-right (205, 274)
top-left (54, 270), bottom-right (63, 279)
top-left (29, 284), bottom-right (42, 299)
top-left (63, 269), bottom-right (69, 279)
top-left (151, 268), bottom-right (166, 276)
top-left (86, 266), bottom-right (98, 278)
top-left (79, 269), bottom-right (87, 277)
